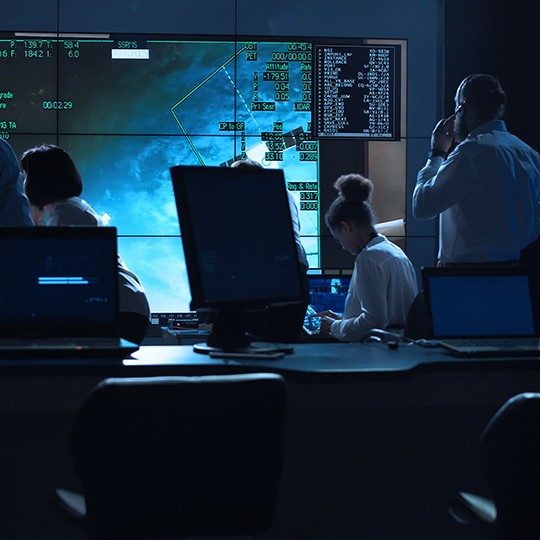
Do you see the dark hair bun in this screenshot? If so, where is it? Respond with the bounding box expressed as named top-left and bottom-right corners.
top-left (334, 174), bottom-right (373, 203)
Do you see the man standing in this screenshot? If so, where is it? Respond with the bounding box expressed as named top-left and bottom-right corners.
top-left (413, 74), bottom-right (540, 265)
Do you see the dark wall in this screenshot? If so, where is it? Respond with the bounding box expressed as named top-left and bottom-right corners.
top-left (444, 0), bottom-right (538, 150)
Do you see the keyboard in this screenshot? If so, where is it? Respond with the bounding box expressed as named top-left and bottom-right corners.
top-left (439, 337), bottom-right (540, 358)
top-left (0, 338), bottom-right (122, 348)
top-left (444, 338), bottom-right (540, 347)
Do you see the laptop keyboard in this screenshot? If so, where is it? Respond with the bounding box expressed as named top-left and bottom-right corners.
top-left (0, 338), bottom-right (120, 348)
top-left (445, 338), bottom-right (540, 348)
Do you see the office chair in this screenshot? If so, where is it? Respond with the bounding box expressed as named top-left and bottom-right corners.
top-left (403, 291), bottom-right (430, 340)
top-left (520, 238), bottom-right (540, 334)
top-left (520, 234), bottom-right (540, 269)
top-left (449, 393), bottom-right (540, 539)
top-left (53, 373), bottom-right (286, 539)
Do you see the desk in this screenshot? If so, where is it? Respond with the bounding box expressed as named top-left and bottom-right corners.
top-left (131, 342), bottom-right (540, 373)
top-left (1, 343), bottom-right (540, 539)
top-left (1, 341), bottom-right (539, 377)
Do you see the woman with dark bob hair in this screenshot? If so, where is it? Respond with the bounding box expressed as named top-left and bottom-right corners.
top-left (21, 144), bottom-right (92, 225)
top-left (316, 173), bottom-right (418, 341)
top-left (21, 144), bottom-right (150, 344)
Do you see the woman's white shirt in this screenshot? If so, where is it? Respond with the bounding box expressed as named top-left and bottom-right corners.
top-left (330, 235), bottom-right (418, 341)
top-left (41, 197), bottom-right (102, 226)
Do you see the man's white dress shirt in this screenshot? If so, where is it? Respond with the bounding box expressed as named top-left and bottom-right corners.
top-left (413, 120), bottom-right (540, 263)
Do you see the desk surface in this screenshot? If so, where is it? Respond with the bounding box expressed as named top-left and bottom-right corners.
top-left (2, 342), bottom-right (540, 377)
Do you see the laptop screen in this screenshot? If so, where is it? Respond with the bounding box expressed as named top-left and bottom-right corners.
top-left (0, 227), bottom-right (118, 337)
top-left (424, 271), bottom-right (536, 338)
top-left (307, 274), bottom-right (351, 315)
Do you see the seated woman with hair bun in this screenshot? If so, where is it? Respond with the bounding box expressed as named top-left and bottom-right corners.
top-left (21, 144), bottom-right (151, 344)
top-left (318, 173), bottom-right (418, 341)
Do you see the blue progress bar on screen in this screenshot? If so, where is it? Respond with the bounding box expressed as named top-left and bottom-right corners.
top-left (38, 276), bottom-right (90, 285)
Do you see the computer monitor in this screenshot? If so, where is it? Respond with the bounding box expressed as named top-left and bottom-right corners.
top-left (307, 273), bottom-right (351, 314)
top-left (171, 165), bottom-right (304, 353)
top-left (0, 227), bottom-right (118, 337)
top-left (422, 266), bottom-right (537, 338)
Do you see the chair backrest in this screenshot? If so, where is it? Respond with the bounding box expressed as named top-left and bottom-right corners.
top-left (403, 291), bottom-right (431, 340)
top-left (520, 234), bottom-right (540, 269)
top-left (70, 373), bottom-right (286, 538)
top-left (479, 393), bottom-right (540, 536)
top-left (520, 236), bottom-right (540, 333)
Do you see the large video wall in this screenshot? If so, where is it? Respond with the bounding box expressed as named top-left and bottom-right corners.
top-left (0, 32), bottom-right (406, 313)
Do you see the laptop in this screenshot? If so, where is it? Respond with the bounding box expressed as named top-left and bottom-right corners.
top-left (303, 273), bottom-right (351, 337)
top-left (422, 266), bottom-right (540, 357)
top-left (0, 227), bottom-right (139, 358)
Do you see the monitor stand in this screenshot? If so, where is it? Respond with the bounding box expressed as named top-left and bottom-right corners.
top-left (193, 305), bottom-right (282, 355)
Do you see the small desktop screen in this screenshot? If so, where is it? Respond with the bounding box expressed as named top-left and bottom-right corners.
top-left (171, 165), bottom-right (303, 308)
top-left (307, 274), bottom-right (351, 314)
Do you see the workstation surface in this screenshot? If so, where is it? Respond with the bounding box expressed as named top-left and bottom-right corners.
top-left (2, 341), bottom-right (540, 377)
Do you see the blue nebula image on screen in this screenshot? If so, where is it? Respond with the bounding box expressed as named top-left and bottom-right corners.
top-left (54, 38), bottom-right (321, 313)
top-left (428, 275), bottom-right (535, 337)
